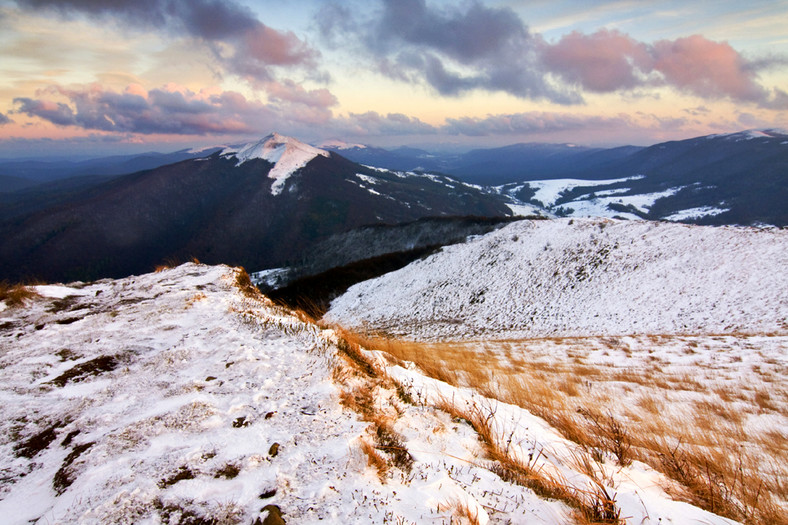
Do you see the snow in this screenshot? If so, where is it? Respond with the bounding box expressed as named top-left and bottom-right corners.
top-left (221, 133), bottom-right (330, 195)
top-left (187, 145), bottom-right (225, 154)
top-left (250, 267), bottom-right (292, 288)
top-left (556, 186), bottom-right (683, 218)
top-left (354, 173), bottom-right (378, 184)
top-left (326, 218), bottom-right (788, 340)
top-left (0, 262), bottom-right (747, 524)
top-left (526, 176), bottom-right (643, 207)
top-left (663, 206), bottom-right (729, 221)
top-left (506, 202), bottom-right (546, 216)
top-left (319, 139), bottom-right (367, 150)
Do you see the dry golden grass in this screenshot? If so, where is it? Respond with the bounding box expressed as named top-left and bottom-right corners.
top-left (0, 281), bottom-right (39, 307)
top-left (331, 330), bottom-right (413, 480)
top-left (360, 439), bottom-right (389, 480)
top-left (339, 331), bottom-right (787, 525)
top-left (435, 498), bottom-right (484, 525)
top-left (434, 397), bottom-right (622, 524)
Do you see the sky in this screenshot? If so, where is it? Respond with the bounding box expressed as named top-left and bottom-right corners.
top-left (0, 0), bottom-right (787, 157)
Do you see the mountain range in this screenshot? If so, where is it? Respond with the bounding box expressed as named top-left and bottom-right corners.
top-left (0, 129), bottom-right (786, 284)
top-left (0, 134), bottom-right (508, 282)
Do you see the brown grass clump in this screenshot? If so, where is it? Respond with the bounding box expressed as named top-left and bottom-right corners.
top-left (233, 267), bottom-right (261, 299)
top-left (435, 498), bottom-right (484, 525)
top-left (359, 439), bottom-right (389, 480)
top-left (331, 330), bottom-right (413, 481)
top-left (0, 281), bottom-right (39, 307)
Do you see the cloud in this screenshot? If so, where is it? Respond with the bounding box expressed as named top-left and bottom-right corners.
top-left (13, 0), bottom-right (319, 84)
top-left (651, 35), bottom-right (765, 101)
top-left (264, 79), bottom-right (338, 108)
top-left (541, 29), bottom-right (652, 92)
top-left (542, 30), bottom-right (788, 107)
top-left (335, 111), bottom-right (437, 137)
top-left (0, 112), bottom-right (13, 125)
top-left (319, 0), bottom-right (579, 104)
top-left (12, 83), bottom-right (339, 135)
top-left (441, 112), bottom-right (633, 136)
top-left (319, 1), bottom-right (786, 107)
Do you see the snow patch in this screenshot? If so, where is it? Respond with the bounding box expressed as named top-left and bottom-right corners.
top-left (527, 176), bottom-right (643, 207)
top-left (663, 206), bottom-right (729, 221)
top-left (221, 133), bottom-right (329, 195)
top-left (354, 173), bottom-right (378, 185)
top-left (557, 187), bottom-right (683, 218)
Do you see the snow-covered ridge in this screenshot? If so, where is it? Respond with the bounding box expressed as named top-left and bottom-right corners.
top-left (0, 263), bottom-right (746, 524)
top-left (221, 133), bottom-right (330, 195)
top-left (326, 218), bottom-right (788, 340)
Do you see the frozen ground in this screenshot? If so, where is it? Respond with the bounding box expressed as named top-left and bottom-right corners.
top-left (326, 218), bottom-right (788, 340)
top-left (0, 263), bottom-right (743, 524)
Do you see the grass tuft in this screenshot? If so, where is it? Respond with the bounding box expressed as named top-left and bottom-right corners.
top-left (0, 281), bottom-right (39, 307)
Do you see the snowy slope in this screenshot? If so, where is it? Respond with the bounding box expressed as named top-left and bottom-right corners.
top-left (221, 133), bottom-right (330, 195)
top-left (326, 218), bottom-right (788, 340)
top-left (0, 264), bottom-right (740, 524)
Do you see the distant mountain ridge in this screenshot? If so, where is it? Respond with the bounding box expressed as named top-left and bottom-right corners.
top-left (500, 129), bottom-right (788, 226)
top-left (327, 129), bottom-right (788, 226)
top-left (0, 134), bottom-right (509, 282)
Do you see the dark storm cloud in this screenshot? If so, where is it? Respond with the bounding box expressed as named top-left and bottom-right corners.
top-left (14, 0), bottom-right (318, 83)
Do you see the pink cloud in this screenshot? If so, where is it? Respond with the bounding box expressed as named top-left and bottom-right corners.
top-left (651, 35), bottom-right (766, 101)
top-left (264, 79), bottom-right (338, 108)
top-left (542, 31), bottom-right (785, 107)
top-left (542, 30), bottom-right (651, 92)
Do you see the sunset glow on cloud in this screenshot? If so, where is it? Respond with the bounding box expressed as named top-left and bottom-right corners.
top-left (0, 0), bottom-right (786, 155)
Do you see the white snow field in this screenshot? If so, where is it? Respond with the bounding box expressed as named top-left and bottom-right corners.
top-left (325, 218), bottom-right (788, 341)
top-left (0, 263), bottom-right (742, 524)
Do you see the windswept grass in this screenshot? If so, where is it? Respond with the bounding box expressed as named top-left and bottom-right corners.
top-left (337, 331), bottom-right (787, 525)
top-left (435, 397), bottom-right (622, 524)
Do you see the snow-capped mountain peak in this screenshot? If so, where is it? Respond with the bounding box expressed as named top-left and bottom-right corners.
top-left (221, 133), bottom-right (330, 195)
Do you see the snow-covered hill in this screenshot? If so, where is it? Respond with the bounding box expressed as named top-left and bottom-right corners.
top-left (325, 218), bottom-right (788, 340)
top-left (0, 263), bottom-right (741, 524)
